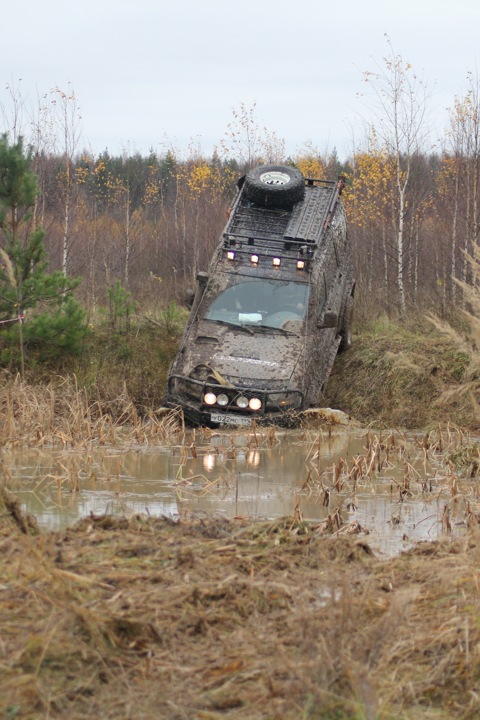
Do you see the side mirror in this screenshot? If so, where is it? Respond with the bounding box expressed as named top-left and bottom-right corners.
top-left (317, 310), bottom-right (338, 329)
top-left (185, 288), bottom-right (195, 309)
top-left (196, 271), bottom-right (208, 290)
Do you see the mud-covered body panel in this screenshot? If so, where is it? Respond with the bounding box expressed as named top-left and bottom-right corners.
top-left (182, 322), bottom-right (301, 382)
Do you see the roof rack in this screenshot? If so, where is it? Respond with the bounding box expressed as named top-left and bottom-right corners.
top-left (223, 176), bottom-right (345, 262)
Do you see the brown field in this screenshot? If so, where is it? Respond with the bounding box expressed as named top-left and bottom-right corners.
top-left (2, 486), bottom-right (480, 720)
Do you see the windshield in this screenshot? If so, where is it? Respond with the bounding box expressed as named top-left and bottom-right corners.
top-left (203, 279), bottom-right (309, 330)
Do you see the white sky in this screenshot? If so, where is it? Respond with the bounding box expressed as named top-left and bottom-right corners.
top-left (1, 0), bottom-right (479, 161)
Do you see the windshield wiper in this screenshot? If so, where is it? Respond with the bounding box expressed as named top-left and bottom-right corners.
top-left (255, 324), bottom-right (299, 337)
top-left (203, 317), bottom-right (254, 335)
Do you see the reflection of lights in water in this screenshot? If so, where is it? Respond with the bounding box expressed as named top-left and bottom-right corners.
top-left (203, 454), bottom-right (216, 472)
top-left (247, 450), bottom-right (260, 467)
top-left (236, 452), bottom-right (246, 464)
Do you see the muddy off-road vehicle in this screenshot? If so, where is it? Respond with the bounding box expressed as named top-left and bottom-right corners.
top-left (164, 164), bottom-right (355, 427)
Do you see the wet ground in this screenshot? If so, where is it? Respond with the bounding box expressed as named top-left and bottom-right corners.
top-left (3, 426), bottom-right (478, 556)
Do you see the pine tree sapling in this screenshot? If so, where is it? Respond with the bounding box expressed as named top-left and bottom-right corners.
top-left (0, 133), bottom-right (87, 367)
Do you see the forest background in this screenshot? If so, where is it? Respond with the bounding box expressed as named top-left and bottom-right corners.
top-left (1, 47), bottom-right (480, 416)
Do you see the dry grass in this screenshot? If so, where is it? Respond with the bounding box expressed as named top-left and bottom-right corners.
top-left (2, 491), bottom-right (480, 720)
top-left (0, 372), bottom-right (181, 448)
top-left (426, 247), bottom-right (480, 425)
top-left (325, 317), bottom-right (476, 431)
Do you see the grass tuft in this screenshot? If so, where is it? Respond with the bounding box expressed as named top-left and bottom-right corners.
top-left (325, 316), bottom-right (476, 430)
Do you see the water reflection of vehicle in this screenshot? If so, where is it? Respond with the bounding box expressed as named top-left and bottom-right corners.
top-left (164, 163), bottom-right (355, 428)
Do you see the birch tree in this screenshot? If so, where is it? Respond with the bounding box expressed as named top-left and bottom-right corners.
top-left (446, 74), bottom-right (480, 295)
top-left (361, 38), bottom-right (430, 317)
top-left (51, 84), bottom-right (82, 277)
top-left (343, 143), bottom-right (395, 310)
top-left (0, 80), bottom-right (27, 143)
top-left (219, 101), bottom-right (285, 169)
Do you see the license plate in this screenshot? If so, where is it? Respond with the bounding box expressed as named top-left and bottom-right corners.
top-left (210, 412), bottom-right (252, 427)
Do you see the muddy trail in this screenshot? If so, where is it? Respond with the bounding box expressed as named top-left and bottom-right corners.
top-left (2, 482), bottom-right (480, 720)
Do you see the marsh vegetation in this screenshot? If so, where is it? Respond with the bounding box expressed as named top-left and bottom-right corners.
top-left (3, 315), bottom-right (480, 717)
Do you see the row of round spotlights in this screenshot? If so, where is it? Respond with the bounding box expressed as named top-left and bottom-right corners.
top-left (226, 250), bottom-right (305, 270)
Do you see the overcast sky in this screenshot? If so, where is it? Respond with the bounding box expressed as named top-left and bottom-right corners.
top-left (2, 0), bottom-right (479, 161)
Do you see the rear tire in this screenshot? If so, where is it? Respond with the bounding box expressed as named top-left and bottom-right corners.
top-left (244, 164), bottom-right (305, 209)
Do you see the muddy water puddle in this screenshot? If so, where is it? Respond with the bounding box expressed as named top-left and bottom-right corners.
top-left (3, 427), bottom-right (479, 556)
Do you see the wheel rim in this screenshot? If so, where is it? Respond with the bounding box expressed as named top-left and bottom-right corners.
top-left (259, 170), bottom-right (291, 186)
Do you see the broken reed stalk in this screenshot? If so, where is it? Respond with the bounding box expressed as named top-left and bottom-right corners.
top-left (294, 428), bottom-right (480, 536)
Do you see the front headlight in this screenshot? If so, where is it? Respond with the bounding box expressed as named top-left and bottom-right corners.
top-left (201, 389), bottom-right (265, 412)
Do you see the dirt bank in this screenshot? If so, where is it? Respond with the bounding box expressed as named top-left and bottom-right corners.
top-left (2, 489), bottom-right (480, 720)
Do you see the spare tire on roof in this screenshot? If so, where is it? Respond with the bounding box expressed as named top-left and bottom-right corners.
top-left (244, 164), bottom-right (305, 209)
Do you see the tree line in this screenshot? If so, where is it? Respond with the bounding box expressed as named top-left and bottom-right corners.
top-left (27, 133), bottom-right (480, 322)
top-left (2, 50), bottom-right (480, 369)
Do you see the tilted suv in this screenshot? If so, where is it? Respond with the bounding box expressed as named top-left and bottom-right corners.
top-left (164, 163), bottom-right (355, 427)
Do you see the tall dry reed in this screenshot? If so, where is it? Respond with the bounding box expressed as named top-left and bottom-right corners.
top-left (0, 372), bottom-right (181, 448)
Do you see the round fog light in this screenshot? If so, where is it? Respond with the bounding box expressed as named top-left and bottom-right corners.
top-left (204, 392), bottom-right (217, 405)
top-left (217, 393), bottom-right (229, 406)
top-left (236, 396), bottom-right (249, 409)
top-left (249, 397), bottom-right (262, 411)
